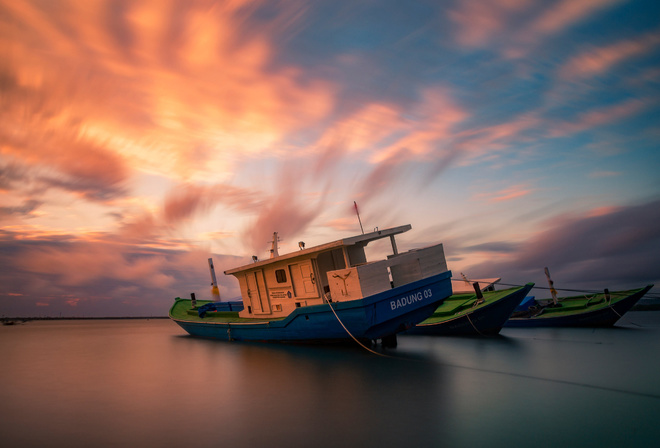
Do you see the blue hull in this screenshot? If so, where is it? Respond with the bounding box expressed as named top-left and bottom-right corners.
top-left (405, 284), bottom-right (533, 336)
top-left (172, 271), bottom-right (452, 342)
top-left (505, 285), bottom-right (652, 328)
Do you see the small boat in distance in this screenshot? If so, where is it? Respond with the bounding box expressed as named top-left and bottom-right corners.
top-left (505, 267), bottom-right (653, 327)
top-left (169, 225), bottom-right (453, 345)
top-left (505, 285), bottom-right (653, 327)
top-left (405, 280), bottom-right (534, 336)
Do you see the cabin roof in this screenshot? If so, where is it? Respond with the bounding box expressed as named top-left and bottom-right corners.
top-left (224, 224), bottom-right (412, 275)
top-left (451, 278), bottom-right (501, 294)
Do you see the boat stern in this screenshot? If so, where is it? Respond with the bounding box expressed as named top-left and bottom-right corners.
top-left (360, 270), bottom-right (453, 339)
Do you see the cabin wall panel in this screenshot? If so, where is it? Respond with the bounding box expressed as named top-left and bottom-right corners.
top-left (415, 244), bottom-right (448, 277)
top-left (390, 260), bottom-right (422, 287)
top-left (327, 267), bottom-right (363, 302)
top-left (356, 263), bottom-right (391, 297)
top-left (387, 243), bottom-right (447, 287)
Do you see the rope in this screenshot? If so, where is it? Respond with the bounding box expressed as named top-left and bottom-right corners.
top-left (452, 277), bottom-right (659, 300)
top-left (497, 281), bottom-right (645, 320)
top-left (466, 313), bottom-right (486, 336)
top-left (608, 293), bottom-right (624, 319)
top-left (326, 301), bottom-right (391, 357)
top-left (495, 282), bottom-right (654, 297)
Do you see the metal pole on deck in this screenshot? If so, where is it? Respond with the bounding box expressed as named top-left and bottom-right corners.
top-left (544, 267), bottom-right (558, 306)
top-left (389, 235), bottom-right (398, 255)
top-left (354, 201), bottom-right (364, 234)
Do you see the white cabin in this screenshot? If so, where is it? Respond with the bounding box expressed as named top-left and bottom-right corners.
top-left (224, 225), bottom-right (449, 319)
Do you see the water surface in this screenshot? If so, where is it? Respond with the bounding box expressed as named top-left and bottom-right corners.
top-left (1, 312), bottom-right (659, 447)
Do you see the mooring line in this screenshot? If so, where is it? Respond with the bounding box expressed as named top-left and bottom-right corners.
top-left (466, 313), bottom-right (486, 337)
top-left (326, 301), bottom-right (392, 357)
top-left (445, 363), bottom-right (660, 400)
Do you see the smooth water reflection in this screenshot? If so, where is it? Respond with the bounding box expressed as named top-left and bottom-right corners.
top-left (1, 312), bottom-right (659, 448)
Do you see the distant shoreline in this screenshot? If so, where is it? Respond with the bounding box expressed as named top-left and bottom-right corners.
top-left (2, 316), bottom-right (169, 323)
top-left (3, 303), bottom-right (660, 322)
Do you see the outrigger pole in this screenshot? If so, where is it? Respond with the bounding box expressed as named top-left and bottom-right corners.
top-left (208, 258), bottom-right (220, 298)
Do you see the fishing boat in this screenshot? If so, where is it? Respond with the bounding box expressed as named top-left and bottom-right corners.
top-left (404, 280), bottom-right (534, 336)
top-left (505, 285), bottom-right (654, 327)
top-left (169, 225), bottom-right (453, 344)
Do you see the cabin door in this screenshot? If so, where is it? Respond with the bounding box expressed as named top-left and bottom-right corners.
top-left (245, 270), bottom-right (271, 315)
top-left (289, 262), bottom-right (318, 299)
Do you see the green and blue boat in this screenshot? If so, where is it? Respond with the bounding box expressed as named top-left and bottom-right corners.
top-left (506, 285), bottom-right (653, 327)
top-left (405, 281), bottom-right (534, 336)
top-left (169, 225), bottom-right (453, 344)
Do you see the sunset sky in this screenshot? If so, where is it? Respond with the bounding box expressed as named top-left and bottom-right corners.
top-left (1, 0), bottom-right (659, 317)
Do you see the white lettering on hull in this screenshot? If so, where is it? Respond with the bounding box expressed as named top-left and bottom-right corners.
top-left (390, 288), bottom-right (432, 310)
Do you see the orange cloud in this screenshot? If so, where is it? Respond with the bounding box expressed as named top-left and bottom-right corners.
top-left (1, 0), bottom-right (337, 189)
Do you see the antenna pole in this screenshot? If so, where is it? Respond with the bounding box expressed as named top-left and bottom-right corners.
top-left (354, 201), bottom-right (364, 234)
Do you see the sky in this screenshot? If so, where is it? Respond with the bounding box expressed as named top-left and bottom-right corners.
top-left (1, 0), bottom-right (659, 317)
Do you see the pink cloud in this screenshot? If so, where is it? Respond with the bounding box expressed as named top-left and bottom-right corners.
top-left (588, 171), bottom-right (620, 179)
top-left (560, 32), bottom-right (660, 80)
top-left (449, 0), bottom-right (531, 47)
top-left (374, 89), bottom-right (469, 163)
top-left (474, 184), bottom-right (533, 203)
top-left (549, 99), bottom-right (646, 137)
top-left (449, 0), bottom-right (625, 58)
top-left (532, 0), bottom-right (624, 35)
top-left (314, 103), bottom-right (406, 155)
top-left (0, 225), bottom-right (247, 313)
top-left (456, 113), bottom-right (540, 158)
top-left (325, 217), bottom-right (362, 233)
top-left (585, 206), bottom-right (621, 217)
top-left (161, 183), bottom-right (265, 227)
top-left (357, 147), bottom-right (414, 203)
top-left (458, 199), bottom-right (660, 293)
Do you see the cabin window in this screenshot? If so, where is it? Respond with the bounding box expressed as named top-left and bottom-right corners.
top-left (275, 269), bottom-right (287, 283)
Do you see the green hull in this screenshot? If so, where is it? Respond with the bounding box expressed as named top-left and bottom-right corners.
top-left (506, 285), bottom-right (653, 327)
top-left (405, 283), bottom-right (534, 336)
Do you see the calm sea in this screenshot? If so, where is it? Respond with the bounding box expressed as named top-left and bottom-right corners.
top-left (2, 312), bottom-right (660, 448)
